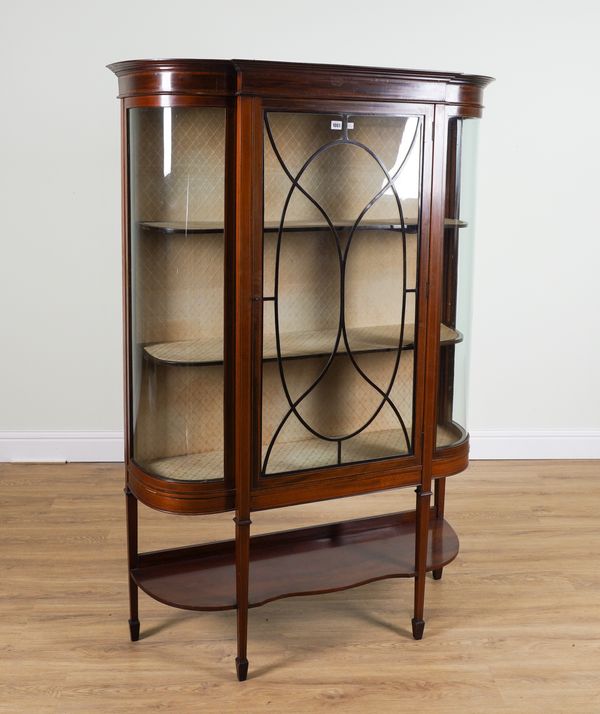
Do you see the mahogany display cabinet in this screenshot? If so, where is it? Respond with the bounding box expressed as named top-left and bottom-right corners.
top-left (109, 59), bottom-right (492, 680)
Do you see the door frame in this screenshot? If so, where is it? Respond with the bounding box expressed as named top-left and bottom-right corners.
top-left (244, 98), bottom-right (435, 510)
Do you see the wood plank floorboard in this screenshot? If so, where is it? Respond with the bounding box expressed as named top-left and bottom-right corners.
top-left (1, 460), bottom-right (599, 713)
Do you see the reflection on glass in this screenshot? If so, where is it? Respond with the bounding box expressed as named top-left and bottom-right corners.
top-left (436, 118), bottom-right (479, 449)
top-left (262, 112), bottom-right (423, 475)
top-left (128, 107), bottom-right (226, 481)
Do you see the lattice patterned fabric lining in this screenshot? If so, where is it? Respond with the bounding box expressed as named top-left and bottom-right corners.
top-left (143, 450), bottom-right (224, 481)
top-left (131, 108), bottom-right (226, 347)
top-left (261, 348), bottom-right (415, 474)
top-left (131, 107), bottom-right (226, 224)
top-left (263, 228), bottom-right (417, 336)
top-left (135, 231), bottom-right (224, 345)
top-left (144, 335), bottom-right (223, 364)
top-left (264, 113), bottom-right (417, 225)
top-left (134, 364), bottom-right (224, 463)
top-left (436, 423), bottom-right (463, 448)
top-left (144, 323), bottom-right (459, 365)
top-left (138, 423), bottom-right (462, 481)
top-left (265, 427), bottom-right (410, 476)
top-left (341, 428), bottom-right (409, 464)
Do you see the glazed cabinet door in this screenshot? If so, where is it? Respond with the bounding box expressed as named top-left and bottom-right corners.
top-left (258, 105), bottom-right (433, 481)
top-left (126, 102), bottom-right (231, 486)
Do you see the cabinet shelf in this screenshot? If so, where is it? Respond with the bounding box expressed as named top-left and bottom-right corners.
top-left (142, 450), bottom-right (224, 482)
top-left (139, 424), bottom-right (459, 481)
top-left (139, 217), bottom-right (467, 235)
top-left (144, 427), bottom-right (408, 481)
top-left (143, 322), bottom-right (462, 367)
top-left (132, 508), bottom-right (459, 611)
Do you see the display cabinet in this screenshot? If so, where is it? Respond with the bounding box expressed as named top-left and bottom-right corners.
top-left (109, 59), bottom-right (492, 680)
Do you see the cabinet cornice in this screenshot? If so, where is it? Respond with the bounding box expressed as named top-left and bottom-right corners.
top-left (108, 58), bottom-right (493, 109)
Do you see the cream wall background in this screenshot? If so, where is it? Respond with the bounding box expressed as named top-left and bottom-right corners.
top-left (1, 0), bottom-right (599, 461)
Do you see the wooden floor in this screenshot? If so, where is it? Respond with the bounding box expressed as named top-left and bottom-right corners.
top-left (1, 461), bottom-right (599, 713)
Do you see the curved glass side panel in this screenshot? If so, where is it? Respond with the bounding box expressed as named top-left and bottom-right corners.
top-left (262, 111), bottom-right (423, 476)
top-left (128, 107), bottom-right (226, 481)
top-left (436, 118), bottom-right (479, 449)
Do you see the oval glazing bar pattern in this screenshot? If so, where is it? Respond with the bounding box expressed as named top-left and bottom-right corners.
top-left (261, 112), bottom-right (423, 476)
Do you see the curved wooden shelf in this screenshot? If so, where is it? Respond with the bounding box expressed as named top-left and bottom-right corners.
top-left (132, 423), bottom-right (460, 484)
top-left (144, 322), bottom-right (462, 366)
top-left (141, 450), bottom-right (224, 482)
top-left (132, 509), bottom-right (459, 611)
top-left (436, 421), bottom-right (467, 450)
top-left (139, 217), bottom-right (467, 236)
top-left (140, 220), bottom-right (224, 235)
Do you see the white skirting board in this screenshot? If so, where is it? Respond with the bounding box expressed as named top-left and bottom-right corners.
top-left (0, 430), bottom-right (599, 463)
top-left (0, 432), bottom-right (124, 463)
top-left (469, 430), bottom-right (600, 460)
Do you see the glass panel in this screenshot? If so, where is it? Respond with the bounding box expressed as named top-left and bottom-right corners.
top-left (128, 106), bottom-right (226, 481)
top-left (436, 118), bottom-right (479, 449)
top-left (262, 112), bottom-right (422, 475)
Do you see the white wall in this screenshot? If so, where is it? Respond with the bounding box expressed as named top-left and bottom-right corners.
top-left (1, 0), bottom-right (599, 460)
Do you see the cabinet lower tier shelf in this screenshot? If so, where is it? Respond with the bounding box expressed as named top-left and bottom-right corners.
top-left (132, 509), bottom-right (458, 611)
top-left (139, 423), bottom-right (462, 481)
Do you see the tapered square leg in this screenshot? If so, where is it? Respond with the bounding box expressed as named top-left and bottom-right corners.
top-left (128, 616), bottom-right (140, 641)
top-left (411, 617), bottom-right (425, 640)
top-left (432, 479), bottom-right (446, 583)
top-left (235, 605), bottom-right (249, 681)
top-left (236, 656), bottom-right (249, 682)
top-left (413, 486), bottom-right (432, 639)
top-left (125, 487), bottom-right (140, 642)
top-left (234, 515), bottom-right (251, 681)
